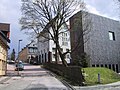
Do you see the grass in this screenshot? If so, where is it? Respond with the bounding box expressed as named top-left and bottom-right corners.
top-left (82, 67), bottom-right (120, 85)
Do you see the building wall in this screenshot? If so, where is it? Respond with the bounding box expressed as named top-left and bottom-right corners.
top-left (37, 35), bottom-right (49, 63)
top-left (0, 23), bottom-right (10, 32)
top-left (27, 47), bottom-right (38, 63)
top-left (18, 48), bottom-right (28, 62)
top-left (0, 23), bottom-right (10, 76)
top-left (0, 39), bottom-right (7, 75)
top-left (84, 14), bottom-right (120, 72)
top-left (18, 41), bottom-right (38, 63)
top-left (70, 12), bottom-right (120, 72)
top-left (70, 12), bottom-right (84, 63)
top-left (37, 25), bottom-right (71, 64)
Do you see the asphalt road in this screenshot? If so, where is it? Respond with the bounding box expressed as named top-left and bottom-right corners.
top-left (7, 63), bottom-right (51, 77)
top-left (1, 63), bottom-right (120, 90)
top-left (0, 63), bottom-right (70, 90)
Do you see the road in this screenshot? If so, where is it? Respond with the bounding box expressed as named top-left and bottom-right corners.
top-left (0, 63), bottom-right (70, 90)
top-left (1, 63), bottom-right (120, 90)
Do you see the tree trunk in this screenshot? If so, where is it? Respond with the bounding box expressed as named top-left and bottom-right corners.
top-left (55, 43), bottom-right (58, 64)
top-left (56, 42), bottom-right (68, 67)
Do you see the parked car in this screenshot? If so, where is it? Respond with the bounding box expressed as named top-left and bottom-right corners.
top-left (7, 60), bottom-right (15, 64)
top-left (15, 62), bottom-right (24, 71)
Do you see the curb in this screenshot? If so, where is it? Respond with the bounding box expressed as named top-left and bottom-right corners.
top-left (74, 81), bottom-right (120, 90)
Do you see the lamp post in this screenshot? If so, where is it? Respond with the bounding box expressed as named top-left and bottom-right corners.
top-left (17, 39), bottom-right (22, 75)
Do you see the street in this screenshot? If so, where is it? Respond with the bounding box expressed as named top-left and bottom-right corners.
top-left (0, 63), bottom-right (70, 90)
top-left (1, 63), bottom-right (120, 90)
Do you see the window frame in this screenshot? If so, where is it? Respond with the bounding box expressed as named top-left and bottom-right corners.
top-left (109, 31), bottom-right (115, 41)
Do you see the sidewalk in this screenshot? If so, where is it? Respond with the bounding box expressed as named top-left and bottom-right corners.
top-left (0, 64), bottom-right (71, 90)
top-left (0, 76), bottom-right (11, 84)
top-left (74, 81), bottom-right (120, 90)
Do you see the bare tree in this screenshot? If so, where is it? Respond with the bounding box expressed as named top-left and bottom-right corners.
top-left (20, 0), bottom-right (87, 66)
top-left (114, 0), bottom-right (120, 18)
top-left (118, 0), bottom-right (120, 17)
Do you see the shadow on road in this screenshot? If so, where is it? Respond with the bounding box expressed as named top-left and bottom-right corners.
top-left (23, 63), bottom-right (41, 66)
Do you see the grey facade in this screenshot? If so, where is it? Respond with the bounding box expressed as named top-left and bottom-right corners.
top-left (70, 11), bottom-right (120, 72)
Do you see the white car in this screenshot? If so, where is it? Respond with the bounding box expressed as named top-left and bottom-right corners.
top-left (7, 60), bottom-right (15, 64)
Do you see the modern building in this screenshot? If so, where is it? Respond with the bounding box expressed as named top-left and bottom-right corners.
top-left (0, 23), bottom-right (10, 75)
top-left (70, 11), bottom-right (120, 72)
top-left (18, 41), bottom-right (38, 63)
top-left (37, 24), bottom-right (71, 64)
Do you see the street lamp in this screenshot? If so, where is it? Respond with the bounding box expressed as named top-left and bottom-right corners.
top-left (17, 39), bottom-right (22, 75)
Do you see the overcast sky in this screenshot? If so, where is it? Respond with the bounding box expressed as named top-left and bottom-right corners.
top-left (0, 0), bottom-right (119, 54)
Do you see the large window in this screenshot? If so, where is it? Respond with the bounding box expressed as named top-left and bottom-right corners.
top-left (29, 48), bottom-right (33, 53)
top-left (109, 31), bottom-right (115, 41)
top-left (52, 48), bottom-right (55, 52)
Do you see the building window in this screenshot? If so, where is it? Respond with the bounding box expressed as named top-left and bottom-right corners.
top-left (62, 42), bottom-right (68, 46)
top-left (101, 64), bottom-right (103, 67)
top-left (105, 64), bottom-right (108, 68)
top-left (96, 64), bottom-right (99, 67)
top-left (29, 48), bottom-right (33, 53)
top-left (116, 64), bottom-right (119, 73)
top-left (109, 31), bottom-right (115, 40)
top-left (62, 42), bottom-right (64, 45)
top-left (66, 33), bottom-right (67, 36)
top-left (109, 64), bottom-right (111, 69)
top-left (92, 64), bottom-right (95, 67)
top-left (52, 48), bottom-right (55, 52)
top-left (66, 49), bottom-right (69, 52)
top-left (112, 64), bottom-right (115, 71)
top-left (45, 53), bottom-right (47, 62)
top-left (65, 54), bottom-right (69, 58)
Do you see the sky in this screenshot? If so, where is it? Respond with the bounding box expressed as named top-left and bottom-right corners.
top-left (0, 0), bottom-right (119, 55)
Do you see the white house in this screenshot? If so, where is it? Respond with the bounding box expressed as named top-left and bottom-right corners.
top-left (37, 24), bottom-right (71, 64)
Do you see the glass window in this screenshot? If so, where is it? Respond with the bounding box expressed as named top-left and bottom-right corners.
top-left (109, 64), bottom-right (111, 69)
top-left (92, 65), bottom-right (95, 67)
top-left (0, 46), bottom-right (3, 53)
top-left (0, 45), bottom-right (1, 52)
top-left (96, 64), bottom-right (99, 67)
top-left (66, 33), bottom-right (67, 36)
top-left (29, 48), bottom-right (33, 53)
top-left (62, 42), bottom-right (64, 45)
top-left (109, 31), bottom-right (115, 40)
top-left (67, 54), bottom-right (69, 58)
top-left (52, 48), bottom-right (55, 52)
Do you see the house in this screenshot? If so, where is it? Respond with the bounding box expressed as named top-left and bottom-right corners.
top-left (70, 11), bottom-right (120, 72)
top-left (37, 24), bottom-right (71, 64)
top-left (0, 23), bottom-right (10, 75)
top-left (18, 41), bottom-right (38, 64)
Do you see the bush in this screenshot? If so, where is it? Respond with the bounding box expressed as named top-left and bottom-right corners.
top-left (43, 63), bottom-right (85, 85)
top-left (72, 52), bottom-right (90, 67)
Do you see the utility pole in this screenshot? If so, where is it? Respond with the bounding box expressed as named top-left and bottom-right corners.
top-left (17, 39), bottom-right (22, 75)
